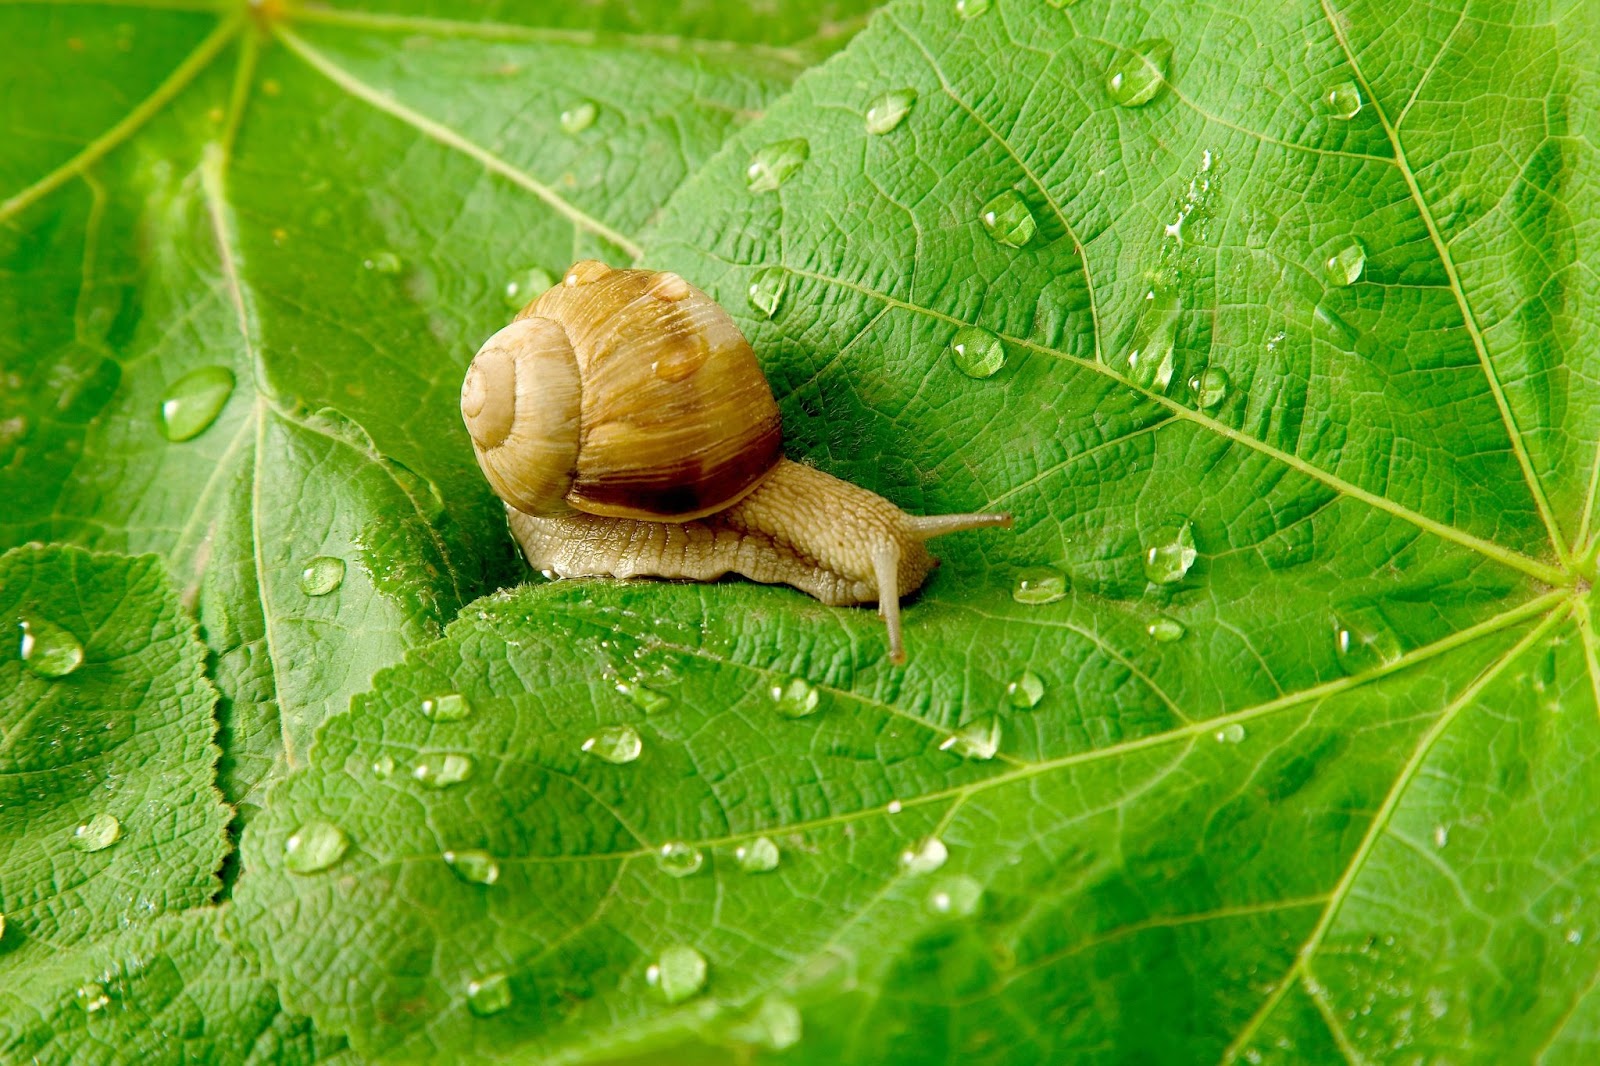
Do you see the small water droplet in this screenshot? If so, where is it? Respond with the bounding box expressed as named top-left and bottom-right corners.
top-left (70, 812), bottom-right (120, 852)
top-left (560, 100), bottom-right (597, 134)
top-left (0, 912), bottom-right (6, 941)
top-left (1005, 670), bottom-right (1044, 709)
top-left (1188, 367), bottom-right (1230, 409)
top-left (770, 676), bottom-right (821, 718)
top-left (1213, 722), bottom-right (1246, 744)
top-left (978, 190), bottom-right (1036, 247)
top-left (729, 997), bottom-right (802, 1050)
top-left (940, 714), bottom-right (1002, 760)
top-left (1567, 929), bottom-right (1584, 945)
top-left (158, 366), bottom-right (235, 441)
top-left (1314, 301), bottom-right (1361, 351)
top-left (421, 693), bottom-right (471, 722)
top-left (746, 138), bottom-right (809, 193)
top-left (298, 556), bottom-right (345, 597)
top-left (467, 972), bottom-right (512, 1016)
top-left (747, 266), bottom-right (789, 318)
top-left (900, 836), bottom-right (948, 874)
top-left (735, 836), bottom-right (780, 873)
top-left (1333, 613), bottom-right (1403, 673)
top-left (1324, 81), bottom-right (1363, 119)
top-left (76, 982), bottom-right (110, 1013)
top-left (1432, 825), bottom-right (1449, 849)
top-left (657, 841), bottom-right (703, 877)
top-left (1143, 520), bottom-right (1197, 584)
top-left (365, 250), bottom-right (403, 274)
top-left (503, 266), bottom-right (554, 309)
top-left (1147, 617), bottom-right (1186, 642)
top-left (18, 617), bottom-right (84, 678)
top-left (444, 848), bottom-right (500, 885)
top-left (284, 820), bottom-right (348, 873)
top-left (1106, 39), bottom-right (1173, 107)
top-left (865, 88), bottom-right (916, 134)
top-left (1325, 241), bottom-right (1366, 287)
top-left (616, 681), bottom-right (672, 714)
top-left (412, 752), bottom-right (474, 789)
top-left (1122, 284), bottom-right (1181, 391)
top-left (1012, 567), bottom-right (1067, 604)
top-left (371, 754), bottom-right (395, 778)
top-left (927, 874), bottom-right (983, 916)
top-left (955, 0), bottom-right (990, 16)
top-left (948, 325), bottom-right (1006, 378)
top-left (886, 799), bottom-right (904, 814)
top-left (646, 944), bottom-right (708, 1004)
top-left (582, 724), bottom-right (642, 764)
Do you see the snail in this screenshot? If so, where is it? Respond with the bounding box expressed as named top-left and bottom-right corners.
top-left (460, 260), bottom-right (1011, 663)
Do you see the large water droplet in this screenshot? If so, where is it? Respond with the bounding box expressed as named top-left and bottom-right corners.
top-left (1122, 285), bottom-right (1181, 391)
top-left (1324, 81), bottom-right (1363, 119)
top-left (444, 848), bottom-right (500, 885)
top-left (955, 0), bottom-right (990, 16)
top-left (1005, 670), bottom-right (1044, 709)
top-left (1325, 241), bottom-right (1366, 287)
top-left (1188, 367), bottom-right (1230, 409)
top-left (365, 250), bottom-right (403, 274)
top-left (70, 812), bottom-right (120, 852)
top-left (413, 752), bottom-right (475, 789)
top-left (1106, 40), bottom-right (1173, 107)
top-left (770, 676), bottom-right (821, 719)
top-left (371, 754), bottom-right (396, 778)
top-left (159, 366), bottom-right (234, 442)
top-left (560, 100), bottom-right (597, 134)
top-left (421, 693), bottom-right (471, 722)
top-left (647, 944), bottom-right (708, 1005)
top-left (657, 841), bottom-right (704, 877)
top-left (940, 714), bottom-right (1002, 760)
top-left (298, 556), bottom-right (345, 597)
top-left (1147, 617), bottom-right (1186, 643)
top-left (746, 139), bottom-right (809, 193)
top-left (1143, 520), bottom-right (1197, 584)
top-left (979, 190), bottom-right (1036, 247)
top-left (900, 836), bottom-right (948, 875)
top-left (1334, 613), bottom-right (1402, 674)
top-left (1213, 722), bottom-right (1246, 744)
top-left (503, 266), bottom-right (554, 309)
top-left (865, 88), bottom-right (916, 134)
top-left (1314, 301), bottom-right (1360, 350)
top-left (927, 874), bottom-right (983, 916)
top-left (467, 972), bottom-right (512, 1016)
top-left (18, 617), bottom-right (84, 678)
top-left (76, 982), bottom-right (110, 1013)
top-left (284, 820), bottom-right (348, 873)
top-left (747, 267), bottom-right (789, 319)
top-left (1012, 567), bottom-right (1067, 605)
top-left (948, 326), bottom-right (1006, 378)
top-left (735, 836), bottom-right (780, 873)
top-left (582, 724), bottom-right (642, 764)
top-left (729, 997), bottom-right (803, 1050)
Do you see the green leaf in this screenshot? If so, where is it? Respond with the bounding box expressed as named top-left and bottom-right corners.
top-left (238, 0), bottom-right (1600, 1061)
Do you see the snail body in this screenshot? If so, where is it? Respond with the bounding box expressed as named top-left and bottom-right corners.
top-left (462, 260), bottom-right (1010, 663)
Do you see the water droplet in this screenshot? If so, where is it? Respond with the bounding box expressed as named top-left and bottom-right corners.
top-left (1432, 825), bottom-right (1449, 849)
top-left (76, 982), bottom-right (110, 1013)
top-left (747, 266), bottom-right (789, 318)
top-left (1568, 928), bottom-right (1584, 945)
top-left (0, 913), bottom-right (6, 941)
top-left (582, 725), bottom-right (642, 764)
top-left (444, 848), bottom-right (500, 885)
top-left (1147, 617), bottom-right (1186, 642)
top-left (729, 997), bottom-right (802, 1050)
top-left (657, 841), bottom-right (703, 877)
top-left (927, 874), bottom-right (983, 916)
top-left (615, 681), bottom-right (672, 714)
top-left (1106, 39), bottom-right (1173, 107)
top-left (1213, 722), bottom-right (1246, 744)
top-left (865, 88), bottom-right (916, 134)
top-left (1314, 302), bottom-right (1361, 351)
top-left (948, 325), bottom-right (1006, 378)
top-left (158, 366), bottom-right (235, 442)
top-left (18, 617), bottom-right (84, 678)
top-left (940, 714), bottom-right (1002, 760)
top-left (503, 266), bottom-right (554, 309)
top-left (70, 812), bottom-right (120, 852)
top-left (770, 676), bottom-right (821, 719)
top-left (735, 836), bottom-right (780, 873)
top-left (746, 138), bottom-right (809, 193)
top-left (413, 752), bottom-right (474, 789)
top-left (421, 693), bottom-right (471, 722)
top-left (955, 0), bottom-right (990, 16)
top-left (646, 944), bottom-right (708, 1004)
top-left (1324, 81), bottom-right (1362, 119)
top-left (900, 836), bottom-right (948, 874)
top-left (298, 556), bottom-right (345, 597)
top-left (1188, 367), bottom-right (1230, 409)
top-left (466, 972), bottom-right (512, 1016)
top-left (1333, 613), bottom-right (1402, 673)
top-left (886, 799), bottom-right (903, 814)
top-left (371, 754), bottom-right (395, 778)
top-left (365, 250), bottom-right (403, 274)
top-left (1005, 670), bottom-right (1044, 709)
top-left (1142, 520), bottom-right (1197, 584)
top-left (1122, 284), bottom-right (1181, 391)
top-left (1012, 567), bottom-right (1067, 605)
top-left (978, 190), bottom-right (1036, 247)
top-left (559, 100), bottom-right (597, 134)
top-left (1325, 241), bottom-right (1366, 287)
top-left (284, 820), bottom-right (348, 873)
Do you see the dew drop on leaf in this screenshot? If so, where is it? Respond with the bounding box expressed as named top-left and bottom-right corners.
top-left (770, 676), bottom-right (821, 718)
top-left (1106, 40), bottom-right (1173, 107)
top-left (1325, 81), bottom-right (1363, 119)
top-left (364, 250), bottom-right (403, 274)
top-left (503, 266), bottom-right (554, 309)
top-left (444, 848), bottom-right (500, 885)
top-left (940, 714), bottom-right (1002, 760)
top-left (615, 680), bottom-right (672, 714)
top-left (158, 366), bottom-right (234, 442)
top-left (421, 693), bottom-right (471, 722)
top-left (747, 266), bottom-right (789, 318)
top-left (1325, 241), bottom-right (1367, 287)
top-left (728, 997), bottom-right (803, 1050)
top-left (298, 556), bottom-right (345, 597)
top-left (865, 88), bottom-right (916, 134)
top-left (948, 325), bottom-right (1006, 378)
top-left (1122, 284), bottom-right (1181, 391)
top-left (413, 753), bottom-right (474, 789)
top-left (900, 836), bottom-right (949, 874)
top-left (735, 836), bottom-right (781, 873)
top-left (1012, 567), bottom-right (1067, 604)
top-left (1314, 301), bottom-right (1360, 350)
top-left (559, 100), bottom-right (597, 134)
top-left (467, 972), bottom-right (512, 1016)
top-left (955, 0), bottom-right (990, 17)
top-left (1333, 614), bottom-right (1403, 673)
top-left (978, 190), bottom-right (1036, 247)
top-left (1005, 670), bottom-right (1045, 708)
top-left (582, 724), bottom-right (643, 764)
top-left (1432, 825), bottom-right (1449, 849)
top-left (76, 982), bottom-right (110, 1013)
top-left (18, 617), bottom-right (84, 678)
top-left (70, 812), bottom-right (120, 852)
top-left (1143, 520), bottom-right (1197, 584)
top-left (657, 841), bottom-right (704, 877)
top-left (1188, 367), bottom-right (1230, 409)
top-left (746, 138), bottom-right (809, 193)
top-left (646, 944), bottom-right (708, 1004)
top-left (927, 874), bottom-right (983, 916)
top-left (1147, 617), bottom-right (1187, 643)
top-left (371, 754), bottom-right (395, 778)
top-left (1213, 722), bottom-right (1246, 744)
top-left (284, 820), bottom-right (348, 874)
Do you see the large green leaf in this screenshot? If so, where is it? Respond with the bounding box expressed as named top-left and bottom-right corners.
top-left (234, 0), bottom-right (1600, 1061)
